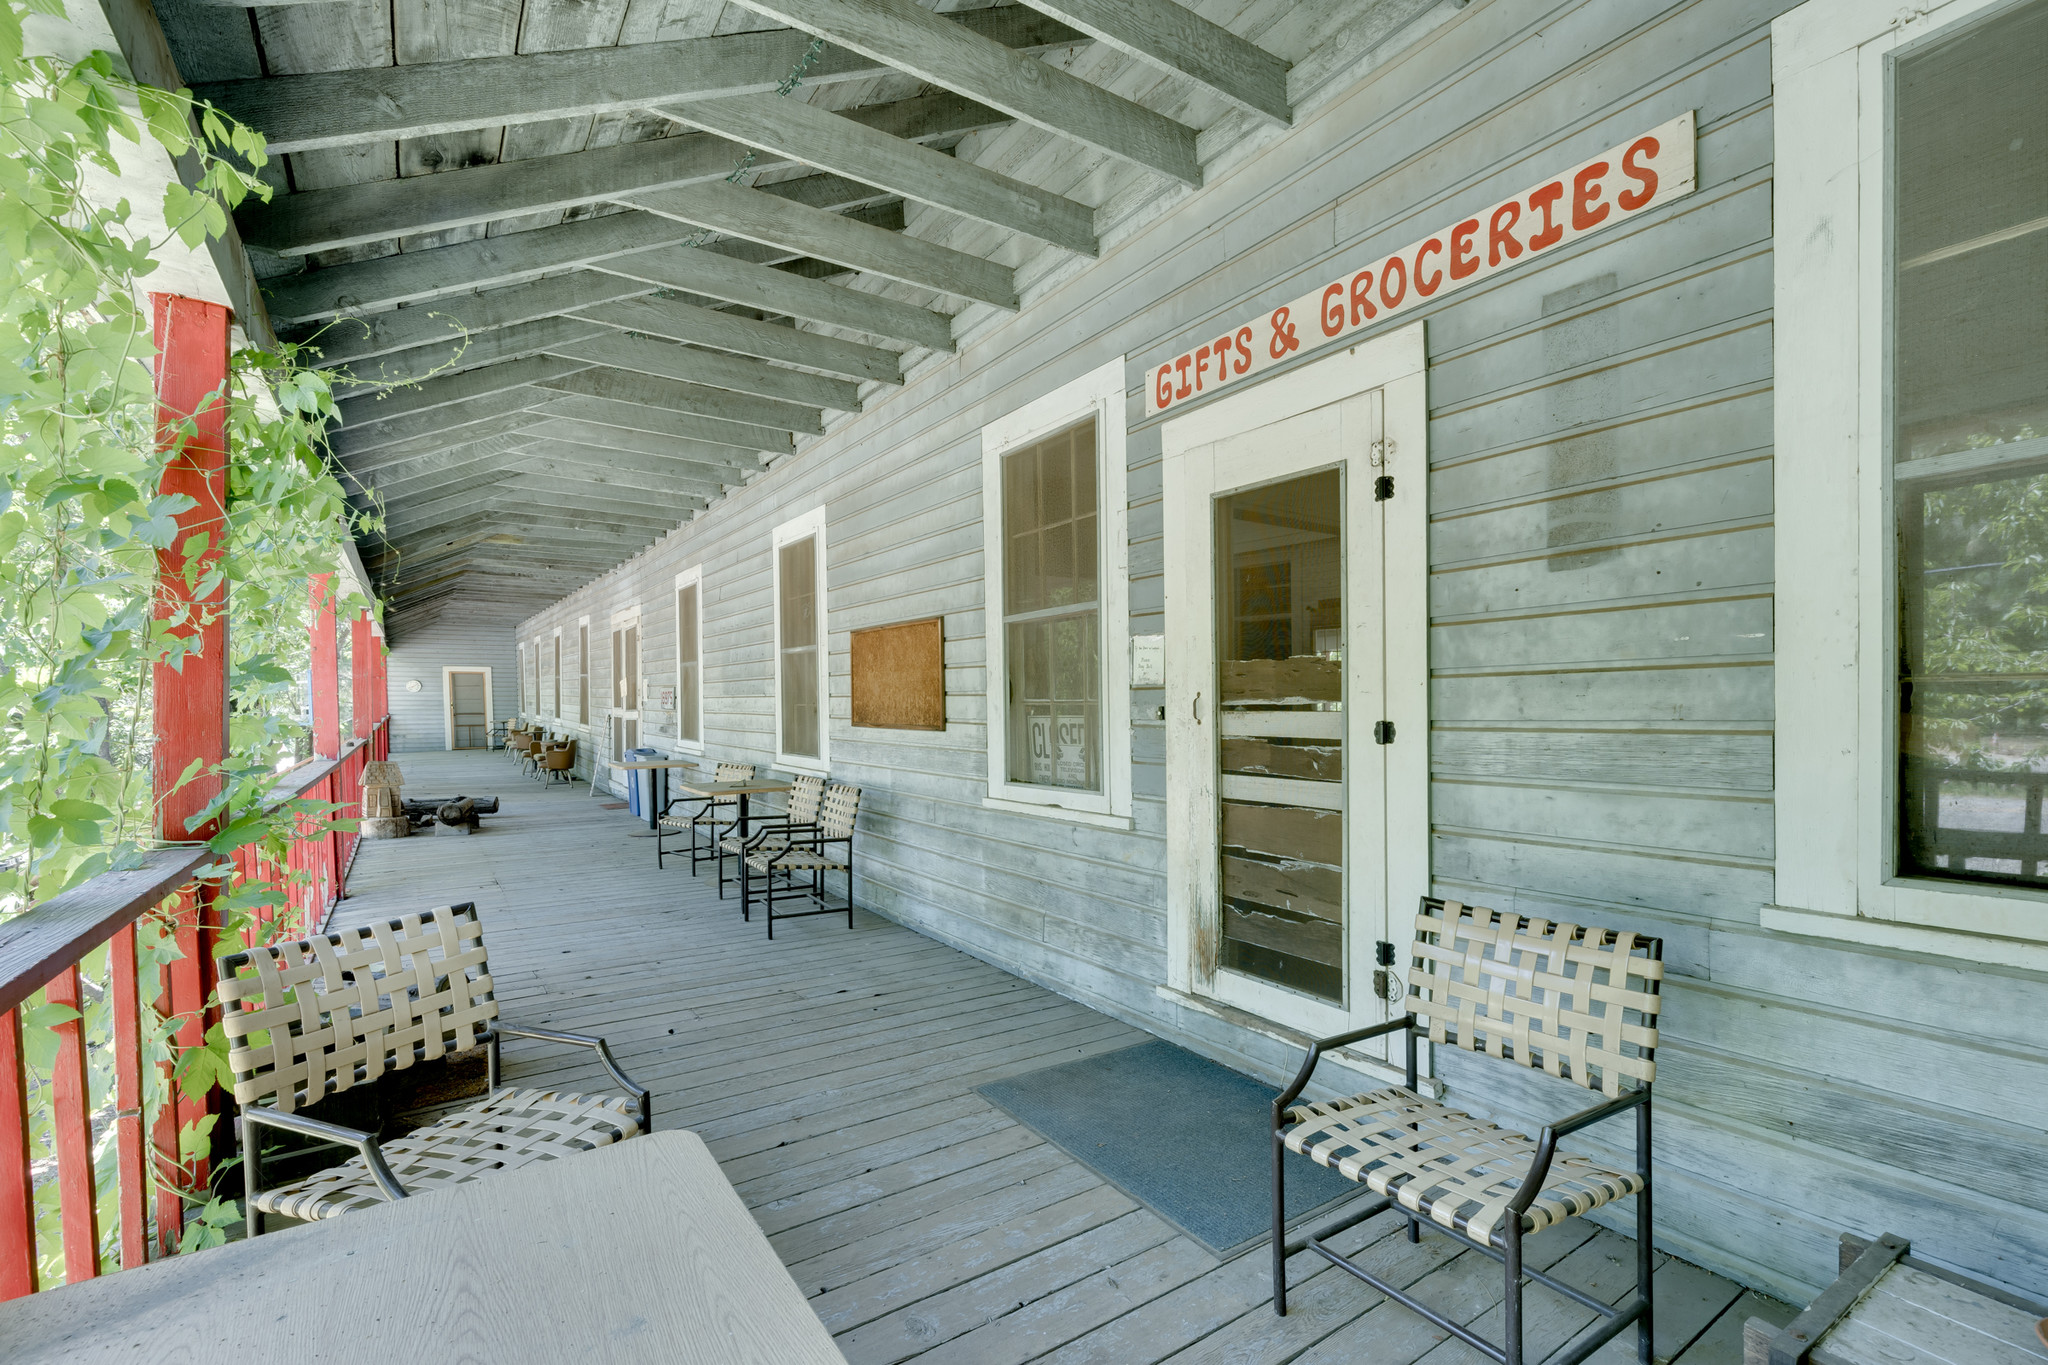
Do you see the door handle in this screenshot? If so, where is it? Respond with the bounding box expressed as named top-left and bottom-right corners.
top-left (1192, 692), bottom-right (1201, 724)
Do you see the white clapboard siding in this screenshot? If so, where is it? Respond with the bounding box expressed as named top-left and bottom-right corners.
top-left (479, 0), bottom-right (2048, 1308)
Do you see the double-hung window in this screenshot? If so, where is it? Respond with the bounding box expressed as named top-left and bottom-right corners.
top-left (550, 630), bottom-right (561, 720)
top-left (577, 618), bottom-right (590, 726)
top-left (772, 510), bottom-right (828, 772)
top-left (982, 357), bottom-right (1131, 826)
top-left (675, 567), bottom-right (703, 752)
top-left (1775, 0), bottom-right (2048, 967)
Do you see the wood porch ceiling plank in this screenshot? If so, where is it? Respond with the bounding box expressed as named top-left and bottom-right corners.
top-left (1016, 0), bottom-right (1291, 126)
top-left (381, 478), bottom-right (700, 537)
top-left (554, 329), bottom-right (858, 413)
top-left (498, 475), bottom-right (706, 519)
top-left (517, 410), bottom-right (770, 467)
top-left (537, 367), bottom-right (815, 441)
top-left (593, 242), bottom-right (955, 352)
top-left (330, 316), bottom-right (610, 395)
top-left (732, 0), bottom-right (1200, 185)
top-left (668, 92), bottom-right (1097, 255)
top-left (238, 90), bottom-right (982, 258)
top-left (361, 433), bottom-right (742, 493)
top-left (334, 354), bottom-right (589, 426)
top-left (570, 294), bottom-right (902, 385)
top-left (522, 442), bottom-right (743, 490)
top-left (332, 412), bottom-right (546, 467)
top-left (191, 8), bottom-right (1085, 153)
top-left (624, 178), bottom-right (1018, 310)
top-left (378, 504), bottom-right (677, 548)
top-left (308, 273), bottom-right (656, 367)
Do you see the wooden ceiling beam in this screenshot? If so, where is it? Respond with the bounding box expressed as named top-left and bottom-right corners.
top-left (555, 330), bottom-right (859, 413)
top-left (734, 0), bottom-right (1200, 184)
top-left (523, 441), bottom-right (743, 490)
top-left (571, 294), bottom-right (901, 386)
top-left (334, 355), bottom-right (590, 427)
top-left (1016, 0), bottom-right (1290, 125)
top-left (308, 273), bottom-right (656, 368)
top-left (670, 93), bottom-right (1097, 255)
top-left (332, 413), bottom-right (545, 467)
top-left (625, 178), bottom-right (1018, 310)
top-left (332, 316), bottom-right (610, 396)
top-left (192, 8), bottom-right (1081, 153)
top-left (518, 412), bottom-right (768, 470)
top-left (537, 367), bottom-right (817, 440)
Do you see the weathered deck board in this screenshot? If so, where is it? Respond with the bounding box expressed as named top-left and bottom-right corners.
top-left (332, 750), bottom-right (1776, 1363)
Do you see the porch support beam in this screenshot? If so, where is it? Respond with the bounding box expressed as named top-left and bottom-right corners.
top-left (669, 93), bottom-right (1097, 254)
top-left (191, 7), bottom-right (1080, 153)
top-left (557, 330), bottom-right (858, 412)
top-left (537, 367), bottom-right (817, 440)
top-left (1015, 0), bottom-right (1290, 125)
top-left (519, 411), bottom-right (768, 468)
top-left (571, 294), bottom-right (902, 385)
top-left (625, 178), bottom-right (1018, 310)
top-left (310, 273), bottom-right (654, 368)
top-left (334, 356), bottom-right (590, 427)
top-left (733, 0), bottom-right (1201, 184)
top-left (332, 317), bottom-right (609, 395)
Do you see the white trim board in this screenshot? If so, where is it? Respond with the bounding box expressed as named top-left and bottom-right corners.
top-left (1771, 0), bottom-right (2048, 964)
top-left (979, 355), bottom-right (1133, 827)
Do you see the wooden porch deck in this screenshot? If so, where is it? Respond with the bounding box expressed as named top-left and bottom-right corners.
top-left (331, 750), bottom-right (1792, 1365)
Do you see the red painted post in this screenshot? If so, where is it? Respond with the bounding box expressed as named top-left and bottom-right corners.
top-left (109, 924), bottom-right (149, 1269)
top-left (0, 1006), bottom-right (35, 1299)
top-left (150, 293), bottom-right (231, 1256)
top-left (351, 609), bottom-right (374, 739)
top-left (43, 968), bottom-right (99, 1283)
top-left (310, 574), bottom-right (339, 760)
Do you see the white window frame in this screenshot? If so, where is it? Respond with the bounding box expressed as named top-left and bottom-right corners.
top-left (550, 626), bottom-right (562, 720)
top-left (1771, 0), bottom-right (2048, 971)
top-left (516, 643), bottom-right (527, 715)
top-left (576, 614), bottom-right (591, 728)
top-left (771, 507), bottom-right (830, 775)
top-left (674, 566), bottom-right (705, 755)
top-left (439, 666), bottom-right (494, 751)
top-left (980, 356), bottom-right (1133, 828)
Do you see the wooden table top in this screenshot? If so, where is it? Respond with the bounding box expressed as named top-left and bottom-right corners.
top-left (675, 779), bottom-right (792, 797)
top-left (612, 756), bottom-right (702, 770)
top-left (0, 1131), bottom-right (846, 1364)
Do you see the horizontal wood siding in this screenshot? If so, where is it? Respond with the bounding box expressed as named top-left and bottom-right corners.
top-left (506, 0), bottom-right (2048, 1305)
top-left (385, 615), bottom-right (521, 752)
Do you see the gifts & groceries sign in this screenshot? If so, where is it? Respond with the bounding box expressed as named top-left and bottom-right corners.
top-left (1146, 112), bottom-right (1697, 416)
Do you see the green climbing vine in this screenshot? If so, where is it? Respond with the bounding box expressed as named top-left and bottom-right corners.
top-left (0, 0), bottom-right (380, 1281)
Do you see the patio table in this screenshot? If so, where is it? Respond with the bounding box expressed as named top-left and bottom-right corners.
top-left (0, 1130), bottom-right (847, 1364)
top-left (614, 755), bottom-right (702, 834)
top-left (671, 777), bottom-right (792, 844)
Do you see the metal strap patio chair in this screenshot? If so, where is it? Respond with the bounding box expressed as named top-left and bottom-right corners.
top-left (718, 773), bottom-right (825, 901)
top-left (1272, 896), bottom-right (1663, 1365)
top-left (220, 903), bottom-right (651, 1237)
top-left (654, 761), bottom-right (754, 872)
top-left (740, 782), bottom-right (860, 938)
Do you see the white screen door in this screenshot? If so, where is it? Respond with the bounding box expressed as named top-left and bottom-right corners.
top-left (610, 610), bottom-right (640, 764)
top-left (1164, 328), bottom-right (1429, 1050)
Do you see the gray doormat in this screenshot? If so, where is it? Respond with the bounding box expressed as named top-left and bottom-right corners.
top-left (977, 1039), bottom-right (1366, 1257)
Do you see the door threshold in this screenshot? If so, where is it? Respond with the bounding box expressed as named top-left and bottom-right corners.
top-left (1153, 985), bottom-right (1443, 1099)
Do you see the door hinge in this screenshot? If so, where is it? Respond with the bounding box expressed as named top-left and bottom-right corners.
top-left (1374, 475), bottom-right (1394, 501)
top-left (1373, 719), bottom-right (1395, 745)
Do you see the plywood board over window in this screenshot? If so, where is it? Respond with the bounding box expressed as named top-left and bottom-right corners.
top-left (852, 618), bottom-right (945, 731)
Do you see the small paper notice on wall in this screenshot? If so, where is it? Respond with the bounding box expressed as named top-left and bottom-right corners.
top-left (657, 687), bottom-right (676, 711)
top-left (1131, 635), bottom-right (1165, 688)
top-left (1028, 714), bottom-right (1054, 784)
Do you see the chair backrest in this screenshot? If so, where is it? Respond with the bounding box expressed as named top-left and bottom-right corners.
top-left (819, 782), bottom-right (861, 839)
top-left (1405, 897), bottom-right (1662, 1096)
top-left (218, 905), bottom-right (498, 1114)
top-left (714, 761), bottom-right (755, 782)
top-left (543, 742), bottom-right (575, 770)
top-left (787, 773), bottom-right (825, 824)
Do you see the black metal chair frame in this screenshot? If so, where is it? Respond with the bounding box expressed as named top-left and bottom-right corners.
top-left (718, 812), bottom-right (817, 903)
top-left (1270, 919), bottom-right (1657, 1365)
top-left (654, 790), bottom-right (737, 872)
top-left (739, 822), bottom-right (855, 938)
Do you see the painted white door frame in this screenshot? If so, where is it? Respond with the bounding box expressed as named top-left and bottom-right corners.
top-left (441, 666), bottom-right (495, 751)
top-left (1161, 323), bottom-right (1430, 1054)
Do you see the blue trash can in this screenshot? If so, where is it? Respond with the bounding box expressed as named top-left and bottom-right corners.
top-left (624, 747), bottom-right (660, 817)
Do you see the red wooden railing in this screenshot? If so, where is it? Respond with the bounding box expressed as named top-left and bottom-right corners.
top-left (0, 716), bottom-right (388, 1297)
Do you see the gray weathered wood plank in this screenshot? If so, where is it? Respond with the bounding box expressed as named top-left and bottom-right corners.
top-left (559, 328), bottom-right (862, 411)
top-left (538, 365), bottom-right (824, 437)
top-left (574, 294), bottom-right (903, 384)
top-left (1016, 0), bottom-right (1290, 125)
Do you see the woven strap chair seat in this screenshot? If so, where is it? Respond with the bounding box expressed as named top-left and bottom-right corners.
top-left (746, 846), bottom-right (848, 873)
top-left (1282, 1086), bottom-right (1642, 1243)
top-left (248, 1085), bottom-right (641, 1222)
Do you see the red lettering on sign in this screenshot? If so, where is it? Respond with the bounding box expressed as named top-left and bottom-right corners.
top-left (1234, 326), bottom-right (1253, 374)
top-left (1155, 364), bottom-right (1173, 410)
top-left (1379, 254), bottom-right (1407, 310)
top-left (1527, 182), bottom-right (1564, 250)
top-left (1194, 344), bottom-right (1212, 390)
top-left (1449, 218), bottom-right (1480, 281)
top-left (1270, 307), bottom-right (1300, 358)
top-left (1489, 201), bottom-right (1523, 266)
top-left (1618, 135), bottom-right (1660, 211)
top-left (1572, 161), bottom-right (1610, 231)
top-left (1349, 269), bottom-right (1377, 324)
top-left (1174, 355), bottom-right (1193, 400)
top-left (1413, 237), bottom-right (1445, 297)
top-left (1320, 283), bottom-right (1345, 337)
top-left (1214, 336), bottom-right (1235, 376)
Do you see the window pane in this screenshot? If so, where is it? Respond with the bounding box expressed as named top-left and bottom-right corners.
top-left (677, 584), bottom-right (700, 743)
top-left (1005, 613), bottom-right (1099, 790)
top-left (779, 536), bottom-right (821, 757)
top-left (1894, 0), bottom-right (2048, 888)
top-left (1003, 417), bottom-right (1097, 617)
top-left (1001, 416), bottom-right (1102, 792)
top-left (578, 625), bottom-right (589, 725)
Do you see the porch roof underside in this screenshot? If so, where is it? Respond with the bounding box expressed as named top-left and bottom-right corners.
top-left (148, 0), bottom-right (1335, 641)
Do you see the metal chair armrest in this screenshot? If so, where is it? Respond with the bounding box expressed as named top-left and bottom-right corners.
top-left (490, 1023), bottom-right (653, 1130)
top-left (1507, 1086), bottom-right (1650, 1220)
top-left (743, 818), bottom-right (817, 848)
top-left (242, 1107), bottom-right (409, 1202)
top-left (1274, 1015), bottom-right (1417, 1122)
